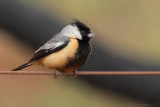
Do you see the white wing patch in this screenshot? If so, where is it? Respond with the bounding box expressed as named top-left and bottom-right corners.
top-left (35, 42), bottom-right (64, 53)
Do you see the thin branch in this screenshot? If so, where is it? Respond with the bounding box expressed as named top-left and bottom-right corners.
top-left (1, 71), bottom-right (160, 75)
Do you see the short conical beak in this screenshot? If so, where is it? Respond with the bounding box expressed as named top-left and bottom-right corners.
top-left (88, 31), bottom-right (96, 38)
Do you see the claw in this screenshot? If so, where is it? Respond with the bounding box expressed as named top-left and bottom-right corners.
top-left (71, 70), bottom-right (78, 79)
top-left (54, 69), bottom-right (60, 79)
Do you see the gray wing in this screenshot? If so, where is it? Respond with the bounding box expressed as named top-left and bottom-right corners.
top-left (29, 33), bottom-right (70, 62)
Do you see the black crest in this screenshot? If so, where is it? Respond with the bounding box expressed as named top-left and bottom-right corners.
top-left (72, 19), bottom-right (90, 32)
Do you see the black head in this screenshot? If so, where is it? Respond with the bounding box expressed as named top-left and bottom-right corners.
top-left (72, 19), bottom-right (95, 41)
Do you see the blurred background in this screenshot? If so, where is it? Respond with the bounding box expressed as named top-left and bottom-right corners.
top-left (0, 0), bottom-right (160, 106)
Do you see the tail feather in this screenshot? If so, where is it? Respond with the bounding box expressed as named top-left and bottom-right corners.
top-left (12, 62), bottom-right (32, 71)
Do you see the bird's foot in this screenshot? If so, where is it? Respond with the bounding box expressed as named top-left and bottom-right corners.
top-left (54, 70), bottom-right (60, 79)
top-left (71, 70), bottom-right (78, 79)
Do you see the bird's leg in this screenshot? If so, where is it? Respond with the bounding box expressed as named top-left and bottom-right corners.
top-left (54, 69), bottom-right (61, 79)
top-left (71, 70), bottom-right (78, 79)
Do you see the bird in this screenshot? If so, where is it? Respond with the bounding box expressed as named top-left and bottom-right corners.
top-left (12, 19), bottom-right (95, 78)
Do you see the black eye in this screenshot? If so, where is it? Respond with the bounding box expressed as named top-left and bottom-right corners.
top-left (81, 31), bottom-right (86, 35)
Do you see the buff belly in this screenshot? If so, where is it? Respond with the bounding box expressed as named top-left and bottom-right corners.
top-left (35, 38), bottom-right (79, 72)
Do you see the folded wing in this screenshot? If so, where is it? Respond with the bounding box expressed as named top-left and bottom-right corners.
top-left (29, 33), bottom-right (70, 62)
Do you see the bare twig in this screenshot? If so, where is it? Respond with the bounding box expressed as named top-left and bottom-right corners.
top-left (0, 71), bottom-right (160, 75)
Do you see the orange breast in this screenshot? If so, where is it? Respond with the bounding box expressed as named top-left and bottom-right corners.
top-left (35, 38), bottom-right (79, 72)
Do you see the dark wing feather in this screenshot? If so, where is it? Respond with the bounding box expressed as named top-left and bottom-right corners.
top-left (29, 43), bottom-right (68, 62)
top-left (29, 33), bottom-right (70, 62)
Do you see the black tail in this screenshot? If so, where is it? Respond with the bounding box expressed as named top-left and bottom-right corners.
top-left (12, 62), bottom-right (32, 71)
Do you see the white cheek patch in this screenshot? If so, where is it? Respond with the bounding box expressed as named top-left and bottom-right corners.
top-left (61, 25), bottom-right (82, 40)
